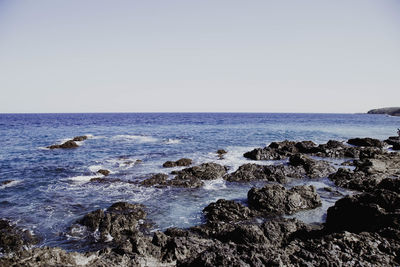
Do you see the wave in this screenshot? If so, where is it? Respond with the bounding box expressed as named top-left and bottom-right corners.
top-left (0, 180), bottom-right (21, 189)
top-left (203, 178), bottom-right (227, 190)
top-left (113, 135), bottom-right (158, 143)
top-left (163, 138), bottom-right (181, 144)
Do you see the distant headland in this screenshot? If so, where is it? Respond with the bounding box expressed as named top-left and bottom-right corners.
top-left (367, 107), bottom-right (400, 117)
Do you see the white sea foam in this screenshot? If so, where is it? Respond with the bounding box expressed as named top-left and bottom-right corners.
top-left (113, 135), bottom-right (158, 143)
top-left (0, 180), bottom-right (21, 189)
top-left (88, 165), bottom-right (104, 173)
top-left (73, 254), bottom-right (98, 266)
top-left (67, 175), bottom-right (97, 183)
top-left (164, 138), bottom-right (181, 144)
top-left (203, 178), bottom-right (227, 190)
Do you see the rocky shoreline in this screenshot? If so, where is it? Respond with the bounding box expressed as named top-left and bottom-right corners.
top-left (1, 136), bottom-right (400, 266)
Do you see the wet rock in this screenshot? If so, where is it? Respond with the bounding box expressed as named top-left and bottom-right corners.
top-left (393, 143), bottom-right (400, 150)
top-left (171, 163), bottom-right (227, 180)
top-left (348, 137), bottom-right (384, 148)
top-left (328, 168), bottom-right (378, 192)
top-left (163, 158), bottom-right (192, 168)
top-left (47, 140), bottom-right (79, 149)
top-left (72, 135), bottom-right (88, 141)
top-left (289, 154), bottom-right (336, 178)
top-left (216, 149), bottom-right (227, 155)
top-left (77, 202), bottom-right (147, 243)
top-left (1, 180), bottom-right (14, 186)
top-left (141, 173), bottom-right (168, 187)
top-left (97, 169), bottom-right (111, 176)
top-left (325, 189), bottom-right (400, 233)
top-left (203, 199), bottom-right (256, 223)
top-left (243, 140), bottom-right (298, 160)
top-left (248, 184), bottom-right (321, 214)
top-left (167, 176), bottom-right (204, 189)
top-left (294, 140), bottom-right (319, 153)
top-left (0, 219), bottom-right (38, 253)
top-left (225, 163), bottom-right (305, 183)
top-left (378, 178), bottom-right (400, 194)
top-left (261, 218), bottom-right (313, 246)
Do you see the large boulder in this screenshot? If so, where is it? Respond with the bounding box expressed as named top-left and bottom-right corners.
top-left (171, 163), bottom-right (227, 181)
top-left (289, 154), bottom-right (336, 178)
top-left (141, 173), bottom-right (168, 187)
top-left (77, 202), bottom-right (147, 243)
top-left (225, 163), bottom-right (305, 183)
top-left (248, 184), bottom-right (321, 214)
top-left (348, 137), bottom-right (383, 148)
top-left (203, 199), bottom-right (256, 223)
top-left (325, 189), bottom-right (400, 233)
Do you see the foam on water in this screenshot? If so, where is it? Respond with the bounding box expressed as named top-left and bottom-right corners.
top-left (163, 138), bottom-right (181, 144)
top-left (0, 180), bottom-right (21, 189)
top-left (203, 178), bottom-right (227, 190)
top-left (112, 135), bottom-right (158, 143)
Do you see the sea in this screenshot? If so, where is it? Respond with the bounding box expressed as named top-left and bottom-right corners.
top-left (0, 113), bottom-right (399, 251)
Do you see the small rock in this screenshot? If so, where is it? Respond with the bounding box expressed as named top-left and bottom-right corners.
top-left (97, 169), bottom-right (111, 176)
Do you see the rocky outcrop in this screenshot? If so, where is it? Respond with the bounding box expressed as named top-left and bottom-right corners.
top-left (97, 169), bottom-right (111, 176)
top-left (141, 173), bottom-right (169, 187)
top-left (162, 158), bottom-right (192, 168)
top-left (288, 154), bottom-right (336, 178)
top-left (248, 184), bottom-right (321, 214)
top-left (0, 180), bottom-right (14, 186)
top-left (47, 135), bottom-right (89, 149)
top-left (72, 135), bottom-right (88, 141)
top-left (0, 219), bottom-right (38, 254)
top-left (203, 199), bottom-right (256, 223)
top-left (348, 137), bottom-right (384, 148)
top-left (225, 163), bottom-right (305, 183)
top-left (171, 163), bottom-right (227, 181)
top-left (368, 107), bottom-right (400, 116)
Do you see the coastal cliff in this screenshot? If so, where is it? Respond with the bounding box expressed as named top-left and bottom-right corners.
top-left (367, 107), bottom-right (400, 116)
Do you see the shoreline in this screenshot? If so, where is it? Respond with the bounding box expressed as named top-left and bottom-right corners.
top-left (1, 135), bottom-right (400, 266)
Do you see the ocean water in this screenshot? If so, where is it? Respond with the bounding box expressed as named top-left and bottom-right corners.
top-left (0, 113), bottom-right (399, 251)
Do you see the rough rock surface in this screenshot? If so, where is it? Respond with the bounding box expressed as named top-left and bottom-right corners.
top-left (288, 153), bottom-right (336, 178)
top-left (97, 169), bottom-right (111, 176)
top-left (248, 184), bottom-right (321, 214)
top-left (163, 158), bottom-right (192, 168)
top-left (348, 137), bottom-right (384, 148)
top-left (225, 163), bottom-right (305, 183)
top-left (47, 140), bottom-right (79, 149)
top-left (368, 107), bottom-right (400, 116)
top-left (0, 219), bottom-right (38, 253)
top-left (203, 199), bottom-right (256, 223)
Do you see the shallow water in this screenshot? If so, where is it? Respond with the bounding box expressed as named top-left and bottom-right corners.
top-left (0, 113), bottom-right (399, 250)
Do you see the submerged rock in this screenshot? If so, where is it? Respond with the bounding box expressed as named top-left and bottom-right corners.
top-left (248, 184), bottom-right (321, 214)
top-left (47, 140), bottom-right (79, 149)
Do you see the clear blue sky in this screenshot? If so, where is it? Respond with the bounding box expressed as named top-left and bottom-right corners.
top-left (0, 0), bottom-right (399, 113)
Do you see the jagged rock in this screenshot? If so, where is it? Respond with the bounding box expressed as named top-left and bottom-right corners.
top-left (97, 169), bottom-right (111, 176)
top-left (47, 140), bottom-right (79, 149)
top-left (72, 135), bottom-right (88, 141)
top-left (77, 202), bottom-right (147, 243)
top-left (203, 199), bottom-right (256, 223)
top-left (141, 173), bottom-right (168, 187)
top-left (167, 176), bottom-right (204, 188)
top-left (0, 219), bottom-right (38, 253)
top-left (216, 149), bottom-right (227, 155)
top-left (261, 218), bottom-right (313, 246)
top-left (248, 184), bottom-right (321, 214)
top-left (378, 178), bottom-right (400, 194)
top-left (163, 158), bottom-right (192, 168)
top-left (225, 163), bottom-right (305, 183)
top-left (326, 189), bottom-right (400, 233)
top-left (171, 163), bottom-right (227, 180)
top-left (328, 168), bottom-right (379, 192)
top-left (289, 154), bottom-right (336, 178)
top-left (348, 137), bottom-right (383, 148)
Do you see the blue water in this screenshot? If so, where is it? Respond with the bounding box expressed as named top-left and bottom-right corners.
top-left (0, 113), bottom-right (399, 250)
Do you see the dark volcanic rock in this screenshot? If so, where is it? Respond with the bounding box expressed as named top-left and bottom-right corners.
top-left (248, 184), bottom-right (321, 214)
top-left (172, 163), bottom-right (227, 180)
top-left (163, 158), bottom-right (192, 168)
top-left (140, 173), bottom-right (168, 187)
top-left (216, 149), bottom-right (227, 155)
top-left (0, 219), bottom-right (38, 253)
top-left (72, 135), bottom-right (88, 141)
top-left (90, 177), bottom-right (122, 183)
top-left (77, 202), bottom-right (147, 243)
top-left (1, 180), bottom-right (14, 186)
top-left (97, 169), bottom-right (111, 176)
top-left (348, 137), bottom-right (383, 148)
top-left (203, 199), bottom-right (256, 223)
top-left (167, 176), bottom-right (204, 188)
top-left (326, 189), bottom-right (400, 233)
top-left (225, 163), bottom-right (305, 183)
top-left (47, 140), bottom-right (79, 149)
top-left (289, 154), bottom-right (336, 178)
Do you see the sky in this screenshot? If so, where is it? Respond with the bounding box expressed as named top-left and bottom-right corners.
top-left (0, 0), bottom-right (399, 113)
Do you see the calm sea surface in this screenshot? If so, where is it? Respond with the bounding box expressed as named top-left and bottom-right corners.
top-left (0, 113), bottom-right (399, 251)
